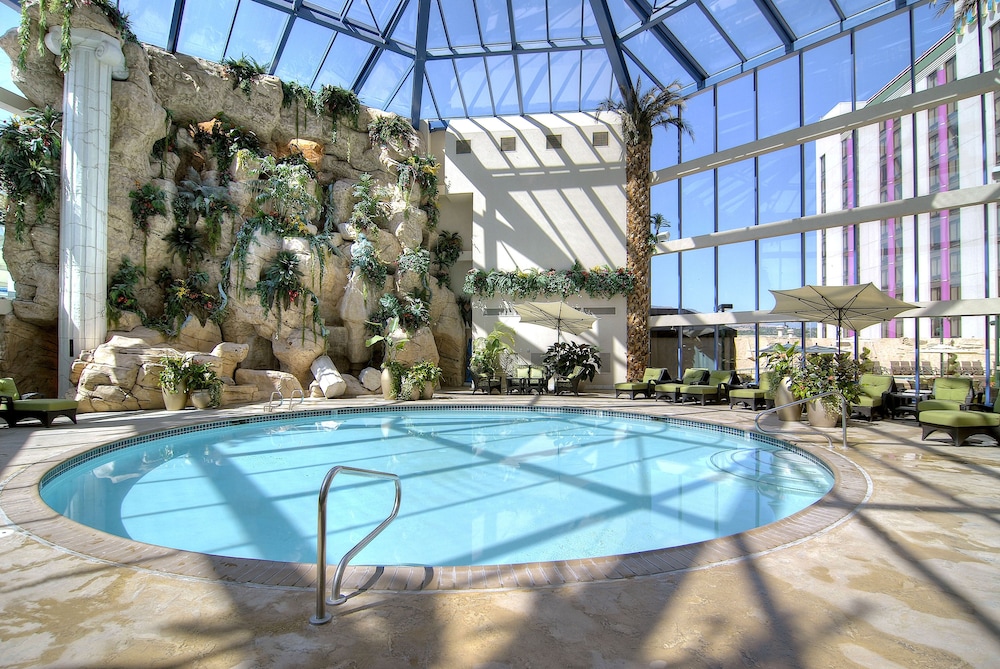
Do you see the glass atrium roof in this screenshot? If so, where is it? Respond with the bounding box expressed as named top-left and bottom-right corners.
top-left (5, 1), bottom-right (932, 126)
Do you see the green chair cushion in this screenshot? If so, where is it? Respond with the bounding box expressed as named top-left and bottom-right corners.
top-left (918, 399), bottom-right (963, 412)
top-left (859, 374), bottom-right (893, 399)
top-left (854, 395), bottom-right (882, 408)
top-left (919, 410), bottom-right (1000, 428)
top-left (931, 377), bottom-right (973, 403)
top-left (730, 387), bottom-right (766, 399)
top-left (0, 377), bottom-right (21, 400)
top-left (11, 398), bottom-right (79, 411)
top-left (684, 385), bottom-right (721, 396)
top-left (615, 368), bottom-right (667, 390)
top-left (680, 368), bottom-right (709, 385)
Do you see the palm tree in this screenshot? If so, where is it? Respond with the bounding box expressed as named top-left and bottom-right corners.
top-left (600, 79), bottom-right (691, 381)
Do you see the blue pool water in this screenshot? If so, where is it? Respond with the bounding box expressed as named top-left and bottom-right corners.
top-left (41, 408), bottom-right (833, 566)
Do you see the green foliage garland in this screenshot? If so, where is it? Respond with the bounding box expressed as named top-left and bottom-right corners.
top-left (368, 115), bottom-right (418, 152)
top-left (19, 0), bottom-right (137, 72)
top-left (463, 261), bottom-right (636, 300)
top-left (222, 55), bottom-right (266, 99)
top-left (0, 106), bottom-right (61, 241)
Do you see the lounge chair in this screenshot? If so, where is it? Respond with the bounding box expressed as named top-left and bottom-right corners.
top-left (553, 366), bottom-right (587, 396)
top-left (509, 365), bottom-right (545, 394)
top-left (470, 372), bottom-right (501, 395)
top-left (728, 374), bottom-right (772, 410)
top-left (917, 376), bottom-right (973, 412)
top-left (0, 378), bottom-right (78, 427)
top-left (654, 368), bottom-right (709, 402)
top-left (614, 368), bottom-right (670, 400)
top-left (851, 374), bottom-right (895, 422)
top-left (919, 402), bottom-right (1000, 446)
top-left (681, 370), bottom-right (738, 405)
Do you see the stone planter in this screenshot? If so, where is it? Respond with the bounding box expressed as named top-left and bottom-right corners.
top-left (162, 385), bottom-right (188, 411)
top-left (190, 389), bottom-right (214, 409)
top-left (422, 384), bottom-right (434, 400)
top-left (806, 400), bottom-right (840, 428)
top-left (773, 377), bottom-right (802, 422)
top-left (381, 368), bottom-right (398, 400)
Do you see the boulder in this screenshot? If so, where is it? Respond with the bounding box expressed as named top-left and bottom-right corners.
top-left (210, 342), bottom-right (250, 381)
top-left (235, 368), bottom-right (303, 402)
top-left (394, 326), bottom-right (439, 367)
top-left (310, 355), bottom-right (347, 398)
top-left (341, 374), bottom-right (373, 397)
top-left (358, 366), bottom-right (383, 392)
top-left (271, 327), bottom-right (327, 387)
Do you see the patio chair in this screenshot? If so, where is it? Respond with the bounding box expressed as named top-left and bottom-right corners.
top-left (890, 361), bottom-right (904, 375)
top-left (0, 377), bottom-right (78, 427)
top-left (851, 374), bottom-right (896, 422)
top-left (470, 372), bottom-right (502, 395)
top-left (654, 368), bottom-right (709, 402)
top-left (960, 361), bottom-right (974, 375)
top-left (971, 360), bottom-right (985, 375)
top-left (681, 370), bottom-right (739, 405)
top-left (919, 360), bottom-right (934, 376)
top-left (727, 374), bottom-right (772, 410)
top-left (553, 366), bottom-right (587, 396)
top-left (614, 368), bottom-right (670, 400)
top-left (917, 376), bottom-right (974, 412)
top-left (919, 402), bottom-right (1000, 446)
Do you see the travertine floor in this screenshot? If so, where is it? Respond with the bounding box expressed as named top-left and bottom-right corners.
top-left (1, 391), bottom-right (998, 668)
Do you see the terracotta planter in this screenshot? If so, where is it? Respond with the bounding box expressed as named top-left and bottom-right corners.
top-left (806, 400), bottom-right (841, 428)
top-left (161, 385), bottom-right (188, 411)
top-left (773, 377), bottom-right (802, 422)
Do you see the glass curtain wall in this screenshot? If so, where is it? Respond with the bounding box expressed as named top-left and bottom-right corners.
top-left (650, 2), bottom-right (998, 399)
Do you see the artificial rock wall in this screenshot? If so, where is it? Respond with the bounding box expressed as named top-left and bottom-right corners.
top-left (0, 2), bottom-right (465, 408)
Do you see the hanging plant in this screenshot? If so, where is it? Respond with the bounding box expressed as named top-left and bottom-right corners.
top-left (349, 233), bottom-right (389, 288)
top-left (434, 231), bottom-right (462, 270)
top-left (0, 106), bottom-right (61, 241)
top-left (463, 261), bottom-right (637, 299)
top-left (190, 117), bottom-right (262, 181)
top-left (175, 168), bottom-right (237, 251)
top-left (222, 55), bottom-right (267, 99)
top-left (129, 182), bottom-right (167, 233)
top-left (19, 0), bottom-right (137, 72)
top-left (153, 268), bottom-right (224, 334)
top-left (397, 247), bottom-right (431, 277)
top-left (249, 154), bottom-right (319, 224)
top-left (319, 84), bottom-right (360, 140)
top-left (162, 222), bottom-right (207, 274)
top-left (253, 250), bottom-right (325, 339)
top-left (368, 115), bottom-right (418, 152)
top-left (350, 173), bottom-right (388, 232)
top-left (106, 257), bottom-right (145, 327)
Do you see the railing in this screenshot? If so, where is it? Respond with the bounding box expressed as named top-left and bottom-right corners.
top-left (311, 466), bottom-right (402, 625)
top-left (753, 390), bottom-right (849, 450)
top-left (264, 388), bottom-right (304, 412)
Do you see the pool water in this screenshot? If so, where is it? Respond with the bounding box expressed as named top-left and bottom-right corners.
top-left (41, 408), bottom-right (833, 566)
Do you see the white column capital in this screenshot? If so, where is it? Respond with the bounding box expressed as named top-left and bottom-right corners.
top-left (44, 26), bottom-right (128, 80)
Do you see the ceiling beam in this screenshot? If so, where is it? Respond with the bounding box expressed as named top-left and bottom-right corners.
top-left (588, 0), bottom-right (633, 96)
top-left (410, 0), bottom-right (431, 125)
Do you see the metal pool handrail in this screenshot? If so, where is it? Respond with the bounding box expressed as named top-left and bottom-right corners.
top-left (753, 391), bottom-right (849, 450)
top-left (311, 465), bottom-right (402, 625)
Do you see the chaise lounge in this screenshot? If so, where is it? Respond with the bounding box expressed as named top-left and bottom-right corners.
top-left (0, 378), bottom-right (79, 428)
top-left (654, 368), bottom-right (709, 403)
top-left (615, 368), bottom-right (670, 399)
top-left (681, 370), bottom-right (739, 405)
top-left (919, 402), bottom-right (1000, 446)
top-left (728, 374), bottom-right (772, 410)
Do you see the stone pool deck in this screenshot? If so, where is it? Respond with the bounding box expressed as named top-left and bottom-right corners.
top-left (1, 390), bottom-right (998, 668)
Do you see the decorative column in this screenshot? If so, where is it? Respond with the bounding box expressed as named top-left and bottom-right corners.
top-left (45, 27), bottom-right (128, 395)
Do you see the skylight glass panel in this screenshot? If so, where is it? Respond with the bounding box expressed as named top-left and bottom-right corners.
top-left (580, 0), bottom-right (600, 39)
top-left (835, 0), bottom-right (889, 17)
top-left (314, 34), bottom-right (372, 89)
top-left (548, 0), bottom-right (584, 42)
top-left (427, 1), bottom-right (450, 50)
top-left (549, 51), bottom-right (581, 111)
top-left (420, 79), bottom-right (442, 120)
top-left (623, 32), bottom-right (691, 88)
top-left (440, 0), bottom-right (484, 48)
top-left (371, 0), bottom-right (405, 32)
top-left (703, 0), bottom-right (782, 58)
top-left (425, 60), bottom-right (467, 117)
top-left (385, 71), bottom-right (413, 117)
top-left (604, 0), bottom-right (642, 34)
top-left (224, 2), bottom-right (289, 68)
top-left (0, 4), bottom-right (23, 105)
top-left (580, 49), bottom-right (614, 108)
top-left (117, 0), bottom-right (173, 48)
top-left (176, 0), bottom-right (238, 62)
top-left (455, 57), bottom-right (495, 117)
top-left (511, 0), bottom-right (548, 43)
top-left (769, 0), bottom-right (840, 38)
top-left (346, 0), bottom-right (379, 31)
top-left (272, 20), bottom-right (334, 85)
top-left (475, 0), bottom-right (512, 46)
top-left (518, 53), bottom-right (551, 113)
top-left (854, 12), bottom-right (910, 102)
top-left (389, 0), bottom-right (418, 47)
top-left (359, 50), bottom-right (412, 110)
top-left (307, 0), bottom-right (350, 15)
top-left (486, 55), bottom-right (521, 115)
top-left (663, 5), bottom-right (739, 75)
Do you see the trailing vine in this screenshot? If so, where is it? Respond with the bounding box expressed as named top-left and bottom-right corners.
top-left (350, 173), bottom-right (388, 232)
top-left (463, 261), bottom-right (637, 299)
top-left (19, 0), bottom-right (138, 72)
top-left (0, 106), bottom-right (61, 241)
top-left (253, 250), bottom-right (324, 341)
top-left (190, 117), bottom-right (262, 182)
top-left (106, 257), bottom-right (145, 327)
top-left (129, 181), bottom-right (167, 233)
top-left (280, 82), bottom-right (360, 141)
top-left (433, 230), bottom-right (462, 287)
top-left (154, 268), bottom-right (225, 334)
top-left (397, 153), bottom-right (440, 228)
top-left (368, 114), bottom-right (418, 152)
top-left (349, 233), bottom-right (389, 288)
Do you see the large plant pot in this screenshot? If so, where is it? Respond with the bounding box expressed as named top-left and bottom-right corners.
top-left (422, 384), bottom-right (434, 400)
top-left (773, 377), bottom-right (802, 422)
top-left (162, 384), bottom-right (188, 411)
top-left (381, 368), bottom-right (398, 400)
top-left (806, 400), bottom-right (841, 428)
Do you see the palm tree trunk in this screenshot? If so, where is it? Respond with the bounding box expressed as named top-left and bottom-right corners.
top-left (625, 139), bottom-right (652, 381)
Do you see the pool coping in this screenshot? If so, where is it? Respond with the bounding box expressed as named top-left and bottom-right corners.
top-left (0, 405), bottom-right (870, 592)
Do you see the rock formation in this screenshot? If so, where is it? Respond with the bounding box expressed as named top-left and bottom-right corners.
top-left (0, 1), bottom-right (466, 408)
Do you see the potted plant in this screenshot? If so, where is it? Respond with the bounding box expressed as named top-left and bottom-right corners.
top-left (365, 316), bottom-right (409, 399)
top-left (157, 356), bottom-right (190, 411)
top-left (469, 322), bottom-right (515, 393)
top-left (542, 341), bottom-right (602, 392)
top-left (790, 353), bottom-right (862, 427)
top-left (185, 360), bottom-right (224, 409)
top-left (405, 361), bottom-right (443, 400)
top-left (759, 343), bottom-right (802, 421)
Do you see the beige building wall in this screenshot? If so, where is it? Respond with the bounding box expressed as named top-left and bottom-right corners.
top-left (433, 113), bottom-right (627, 387)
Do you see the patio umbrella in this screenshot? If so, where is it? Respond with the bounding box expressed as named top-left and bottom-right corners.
top-left (514, 301), bottom-right (596, 342)
top-left (769, 283), bottom-right (916, 350)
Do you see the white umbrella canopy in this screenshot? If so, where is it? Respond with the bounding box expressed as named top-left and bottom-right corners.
top-left (769, 283), bottom-right (916, 349)
top-left (514, 301), bottom-right (597, 342)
